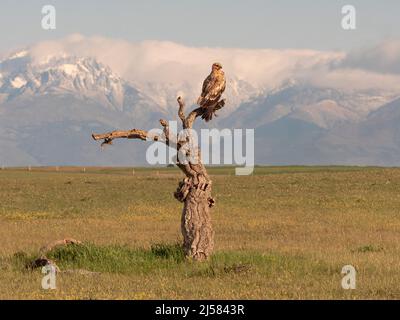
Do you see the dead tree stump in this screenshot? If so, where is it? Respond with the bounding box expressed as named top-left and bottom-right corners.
top-left (180, 184), bottom-right (214, 260)
top-left (92, 95), bottom-right (225, 261)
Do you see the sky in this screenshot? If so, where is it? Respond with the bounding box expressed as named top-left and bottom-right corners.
top-left (0, 0), bottom-right (399, 53)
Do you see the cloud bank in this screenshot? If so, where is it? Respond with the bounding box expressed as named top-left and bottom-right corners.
top-left (339, 40), bottom-right (400, 74)
top-left (13, 34), bottom-right (400, 98)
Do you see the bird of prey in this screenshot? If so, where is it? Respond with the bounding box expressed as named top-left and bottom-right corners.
top-left (197, 62), bottom-right (226, 122)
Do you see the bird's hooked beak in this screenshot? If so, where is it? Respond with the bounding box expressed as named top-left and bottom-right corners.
top-left (212, 63), bottom-right (222, 70)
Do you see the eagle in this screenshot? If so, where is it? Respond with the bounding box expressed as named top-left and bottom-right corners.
top-left (197, 62), bottom-right (226, 122)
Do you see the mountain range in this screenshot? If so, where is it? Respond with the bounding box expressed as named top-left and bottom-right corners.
top-left (0, 47), bottom-right (399, 166)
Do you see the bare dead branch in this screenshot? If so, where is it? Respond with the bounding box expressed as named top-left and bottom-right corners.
top-left (26, 238), bottom-right (83, 271)
top-left (39, 238), bottom-right (82, 255)
top-left (177, 96), bottom-right (186, 124)
top-left (159, 119), bottom-right (178, 147)
top-left (92, 128), bottom-right (160, 147)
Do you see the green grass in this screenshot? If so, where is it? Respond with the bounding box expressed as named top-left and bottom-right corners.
top-left (47, 242), bottom-right (186, 274)
top-left (8, 242), bottom-right (271, 275)
top-left (5, 241), bottom-right (339, 292)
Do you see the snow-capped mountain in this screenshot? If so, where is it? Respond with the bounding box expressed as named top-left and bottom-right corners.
top-left (1, 47), bottom-right (400, 166)
top-left (223, 80), bottom-right (395, 130)
top-left (0, 49), bottom-right (260, 116)
top-left (128, 76), bottom-right (261, 113)
top-left (0, 50), bottom-right (172, 166)
top-left (0, 51), bottom-right (157, 112)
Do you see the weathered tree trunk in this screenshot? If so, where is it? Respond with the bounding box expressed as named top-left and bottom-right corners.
top-left (174, 165), bottom-right (215, 260)
top-left (181, 184), bottom-right (214, 260)
top-left (92, 96), bottom-right (225, 261)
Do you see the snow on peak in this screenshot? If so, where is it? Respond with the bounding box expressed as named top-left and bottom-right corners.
top-left (11, 76), bottom-right (27, 88)
top-left (0, 53), bottom-right (134, 110)
top-left (268, 78), bottom-right (299, 95)
top-left (58, 64), bottom-right (79, 77)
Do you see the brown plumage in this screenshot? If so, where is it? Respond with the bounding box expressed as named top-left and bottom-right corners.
top-left (197, 62), bottom-right (226, 122)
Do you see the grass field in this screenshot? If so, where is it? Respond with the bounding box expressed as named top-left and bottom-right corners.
top-left (0, 166), bottom-right (399, 299)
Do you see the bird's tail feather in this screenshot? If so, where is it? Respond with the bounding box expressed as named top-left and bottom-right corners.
top-left (202, 108), bottom-right (213, 122)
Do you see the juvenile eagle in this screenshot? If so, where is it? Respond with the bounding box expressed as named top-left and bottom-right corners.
top-left (197, 62), bottom-right (226, 122)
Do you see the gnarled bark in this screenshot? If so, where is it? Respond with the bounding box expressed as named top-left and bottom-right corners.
top-left (176, 177), bottom-right (215, 260)
top-left (92, 96), bottom-right (225, 261)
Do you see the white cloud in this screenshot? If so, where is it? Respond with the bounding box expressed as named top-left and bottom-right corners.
top-left (27, 34), bottom-right (339, 86)
top-left (339, 40), bottom-right (400, 74)
top-left (13, 35), bottom-right (400, 98)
